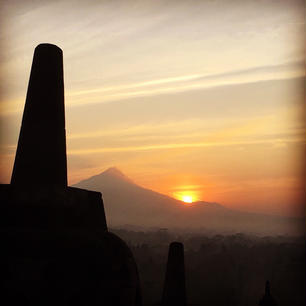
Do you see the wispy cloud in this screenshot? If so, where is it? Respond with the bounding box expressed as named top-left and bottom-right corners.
top-left (68, 74), bottom-right (202, 97)
top-left (67, 137), bottom-right (305, 155)
top-left (65, 61), bottom-right (305, 107)
top-left (2, 61), bottom-right (303, 116)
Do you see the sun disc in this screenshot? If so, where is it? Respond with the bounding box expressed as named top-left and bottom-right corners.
top-left (182, 195), bottom-right (193, 203)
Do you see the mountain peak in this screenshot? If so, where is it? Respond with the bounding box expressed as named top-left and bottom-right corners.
top-left (101, 167), bottom-right (133, 183)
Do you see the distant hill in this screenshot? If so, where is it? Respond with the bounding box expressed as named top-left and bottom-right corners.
top-left (73, 168), bottom-right (303, 235)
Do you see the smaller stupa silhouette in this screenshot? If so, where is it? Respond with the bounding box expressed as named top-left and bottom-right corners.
top-left (161, 242), bottom-right (187, 306)
top-left (259, 280), bottom-right (277, 306)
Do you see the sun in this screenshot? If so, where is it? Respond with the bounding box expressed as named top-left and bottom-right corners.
top-left (182, 195), bottom-right (193, 203)
top-left (173, 189), bottom-right (198, 204)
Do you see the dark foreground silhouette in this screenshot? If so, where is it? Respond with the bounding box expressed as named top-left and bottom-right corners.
top-left (0, 44), bottom-right (141, 306)
top-left (115, 229), bottom-right (305, 306)
top-left (259, 281), bottom-right (277, 306)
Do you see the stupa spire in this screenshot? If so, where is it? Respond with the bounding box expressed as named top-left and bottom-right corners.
top-left (11, 43), bottom-right (67, 187)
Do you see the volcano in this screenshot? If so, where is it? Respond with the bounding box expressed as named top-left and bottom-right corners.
top-left (73, 168), bottom-right (303, 235)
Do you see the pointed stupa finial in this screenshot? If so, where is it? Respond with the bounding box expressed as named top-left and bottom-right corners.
top-left (259, 280), bottom-right (277, 306)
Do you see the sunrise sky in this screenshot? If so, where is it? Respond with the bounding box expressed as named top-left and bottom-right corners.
top-left (0, 0), bottom-right (305, 216)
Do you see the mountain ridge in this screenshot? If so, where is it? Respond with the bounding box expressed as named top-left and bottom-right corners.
top-left (75, 167), bottom-right (222, 207)
top-left (73, 168), bottom-right (304, 235)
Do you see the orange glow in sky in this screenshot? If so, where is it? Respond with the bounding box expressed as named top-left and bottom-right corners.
top-left (0, 0), bottom-right (305, 217)
top-left (182, 195), bottom-right (193, 203)
top-left (173, 189), bottom-right (199, 204)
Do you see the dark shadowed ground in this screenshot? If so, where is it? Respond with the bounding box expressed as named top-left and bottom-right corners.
top-left (112, 228), bottom-right (306, 306)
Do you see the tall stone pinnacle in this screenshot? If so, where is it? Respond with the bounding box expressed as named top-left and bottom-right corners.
top-left (11, 43), bottom-right (67, 188)
top-left (162, 242), bottom-right (187, 306)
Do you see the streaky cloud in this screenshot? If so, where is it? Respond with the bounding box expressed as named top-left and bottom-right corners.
top-left (67, 137), bottom-right (305, 155)
top-left (65, 62), bottom-right (305, 108)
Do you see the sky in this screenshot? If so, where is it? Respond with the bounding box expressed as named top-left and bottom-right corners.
top-left (0, 0), bottom-right (305, 216)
